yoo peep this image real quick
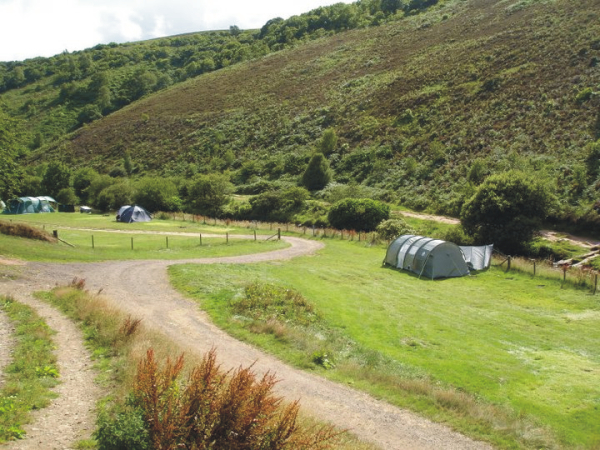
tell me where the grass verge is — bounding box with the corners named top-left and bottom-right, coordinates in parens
top-left (169, 238), bottom-right (600, 449)
top-left (0, 228), bottom-right (287, 262)
top-left (0, 297), bottom-right (59, 442)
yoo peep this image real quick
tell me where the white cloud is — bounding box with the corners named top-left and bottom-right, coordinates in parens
top-left (0, 0), bottom-right (352, 61)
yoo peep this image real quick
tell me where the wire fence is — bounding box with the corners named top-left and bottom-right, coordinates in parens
top-left (493, 253), bottom-right (599, 294)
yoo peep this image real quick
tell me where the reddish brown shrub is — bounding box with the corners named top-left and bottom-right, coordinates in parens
top-left (132, 348), bottom-right (340, 449)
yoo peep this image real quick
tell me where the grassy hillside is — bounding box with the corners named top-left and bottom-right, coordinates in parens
top-left (24, 0), bottom-right (599, 222)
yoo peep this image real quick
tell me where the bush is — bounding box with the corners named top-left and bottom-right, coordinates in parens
top-left (301, 153), bottom-right (332, 191)
top-left (460, 170), bottom-right (554, 254)
top-left (134, 177), bottom-right (180, 213)
top-left (186, 173), bottom-right (233, 217)
top-left (376, 218), bottom-right (414, 241)
top-left (249, 187), bottom-right (309, 222)
top-left (96, 405), bottom-right (151, 450)
top-left (328, 198), bottom-right (390, 232)
top-left (95, 348), bottom-right (339, 449)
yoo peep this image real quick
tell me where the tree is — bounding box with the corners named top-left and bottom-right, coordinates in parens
top-left (318, 128), bottom-right (338, 155)
top-left (187, 174), bottom-right (233, 217)
top-left (73, 167), bottom-right (99, 204)
top-left (0, 111), bottom-right (23, 200)
top-left (301, 153), bottom-right (332, 191)
top-left (133, 177), bottom-right (180, 213)
top-left (460, 170), bottom-right (554, 254)
top-left (56, 187), bottom-right (79, 205)
top-left (327, 198), bottom-right (390, 232)
top-left (41, 161), bottom-right (71, 198)
top-left (249, 187), bottom-right (309, 222)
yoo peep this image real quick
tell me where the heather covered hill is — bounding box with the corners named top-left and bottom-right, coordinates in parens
top-left (28, 0), bottom-right (600, 219)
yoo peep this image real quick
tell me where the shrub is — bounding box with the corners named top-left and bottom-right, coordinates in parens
top-left (461, 170), bottom-right (554, 254)
top-left (302, 153), bottom-right (333, 191)
top-left (186, 173), bottom-right (233, 217)
top-left (327, 198), bottom-right (390, 232)
top-left (95, 348), bottom-right (340, 449)
top-left (249, 187), bottom-right (309, 222)
top-left (134, 177), bottom-right (180, 213)
top-left (55, 187), bottom-right (79, 205)
top-left (376, 218), bottom-right (414, 241)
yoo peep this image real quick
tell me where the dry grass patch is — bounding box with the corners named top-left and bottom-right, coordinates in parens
top-left (0, 221), bottom-right (57, 242)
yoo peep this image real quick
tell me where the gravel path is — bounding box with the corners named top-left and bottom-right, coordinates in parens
top-left (0, 308), bottom-right (14, 390)
top-left (0, 235), bottom-right (493, 449)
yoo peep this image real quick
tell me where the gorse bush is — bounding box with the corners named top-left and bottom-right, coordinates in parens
top-left (96, 348), bottom-right (340, 450)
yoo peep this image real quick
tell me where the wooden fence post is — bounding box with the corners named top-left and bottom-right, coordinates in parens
top-left (254, 230), bottom-right (257, 241)
top-left (278, 228), bottom-right (281, 240)
top-left (131, 237), bottom-right (134, 250)
top-left (226, 232), bottom-right (229, 244)
top-left (199, 234), bottom-right (202, 246)
top-left (506, 256), bottom-right (511, 272)
top-left (166, 236), bottom-right (169, 249)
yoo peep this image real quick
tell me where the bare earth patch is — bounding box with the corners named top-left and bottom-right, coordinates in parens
top-left (0, 236), bottom-right (492, 449)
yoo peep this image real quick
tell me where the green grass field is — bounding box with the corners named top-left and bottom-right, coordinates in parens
top-left (0, 213), bottom-right (287, 262)
top-left (169, 239), bottom-right (600, 449)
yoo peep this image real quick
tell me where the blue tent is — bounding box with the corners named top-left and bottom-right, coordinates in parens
top-left (116, 205), bottom-right (152, 223)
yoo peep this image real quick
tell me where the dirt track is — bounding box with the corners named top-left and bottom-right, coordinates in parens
top-left (0, 235), bottom-right (492, 449)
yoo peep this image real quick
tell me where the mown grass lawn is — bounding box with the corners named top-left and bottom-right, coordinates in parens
top-left (170, 238), bottom-right (600, 449)
top-left (0, 214), bottom-right (286, 262)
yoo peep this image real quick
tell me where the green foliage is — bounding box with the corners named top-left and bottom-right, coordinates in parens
top-left (327, 198), bottom-right (390, 231)
top-left (0, 110), bottom-right (23, 200)
top-left (72, 167), bottom-right (100, 204)
top-left (41, 161), bottom-right (71, 198)
top-left (186, 173), bottom-right (233, 217)
top-left (317, 128), bottom-right (338, 155)
top-left (301, 153), bottom-right (333, 191)
top-left (133, 177), bottom-right (180, 213)
top-left (96, 405), bottom-right (151, 450)
top-left (56, 187), bottom-right (79, 205)
top-left (376, 218), bottom-right (414, 241)
top-left (96, 181), bottom-right (134, 212)
top-left (232, 282), bottom-right (318, 326)
top-left (461, 170), bottom-right (554, 254)
top-left (248, 187), bottom-right (310, 222)
top-left (0, 297), bottom-right (59, 442)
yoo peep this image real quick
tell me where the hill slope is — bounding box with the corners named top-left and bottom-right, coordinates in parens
top-left (29, 0), bottom-right (600, 217)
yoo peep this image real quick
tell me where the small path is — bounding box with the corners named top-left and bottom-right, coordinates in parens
top-left (0, 308), bottom-right (15, 389)
top-left (0, 287), bottom-right (102, 449)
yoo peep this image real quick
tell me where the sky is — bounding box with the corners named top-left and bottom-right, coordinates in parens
top-left (0, 0), bottom-right (354, 62)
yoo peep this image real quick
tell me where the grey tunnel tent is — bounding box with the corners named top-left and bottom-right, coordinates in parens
top-left (384, 235), bottom-right (470, 279)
